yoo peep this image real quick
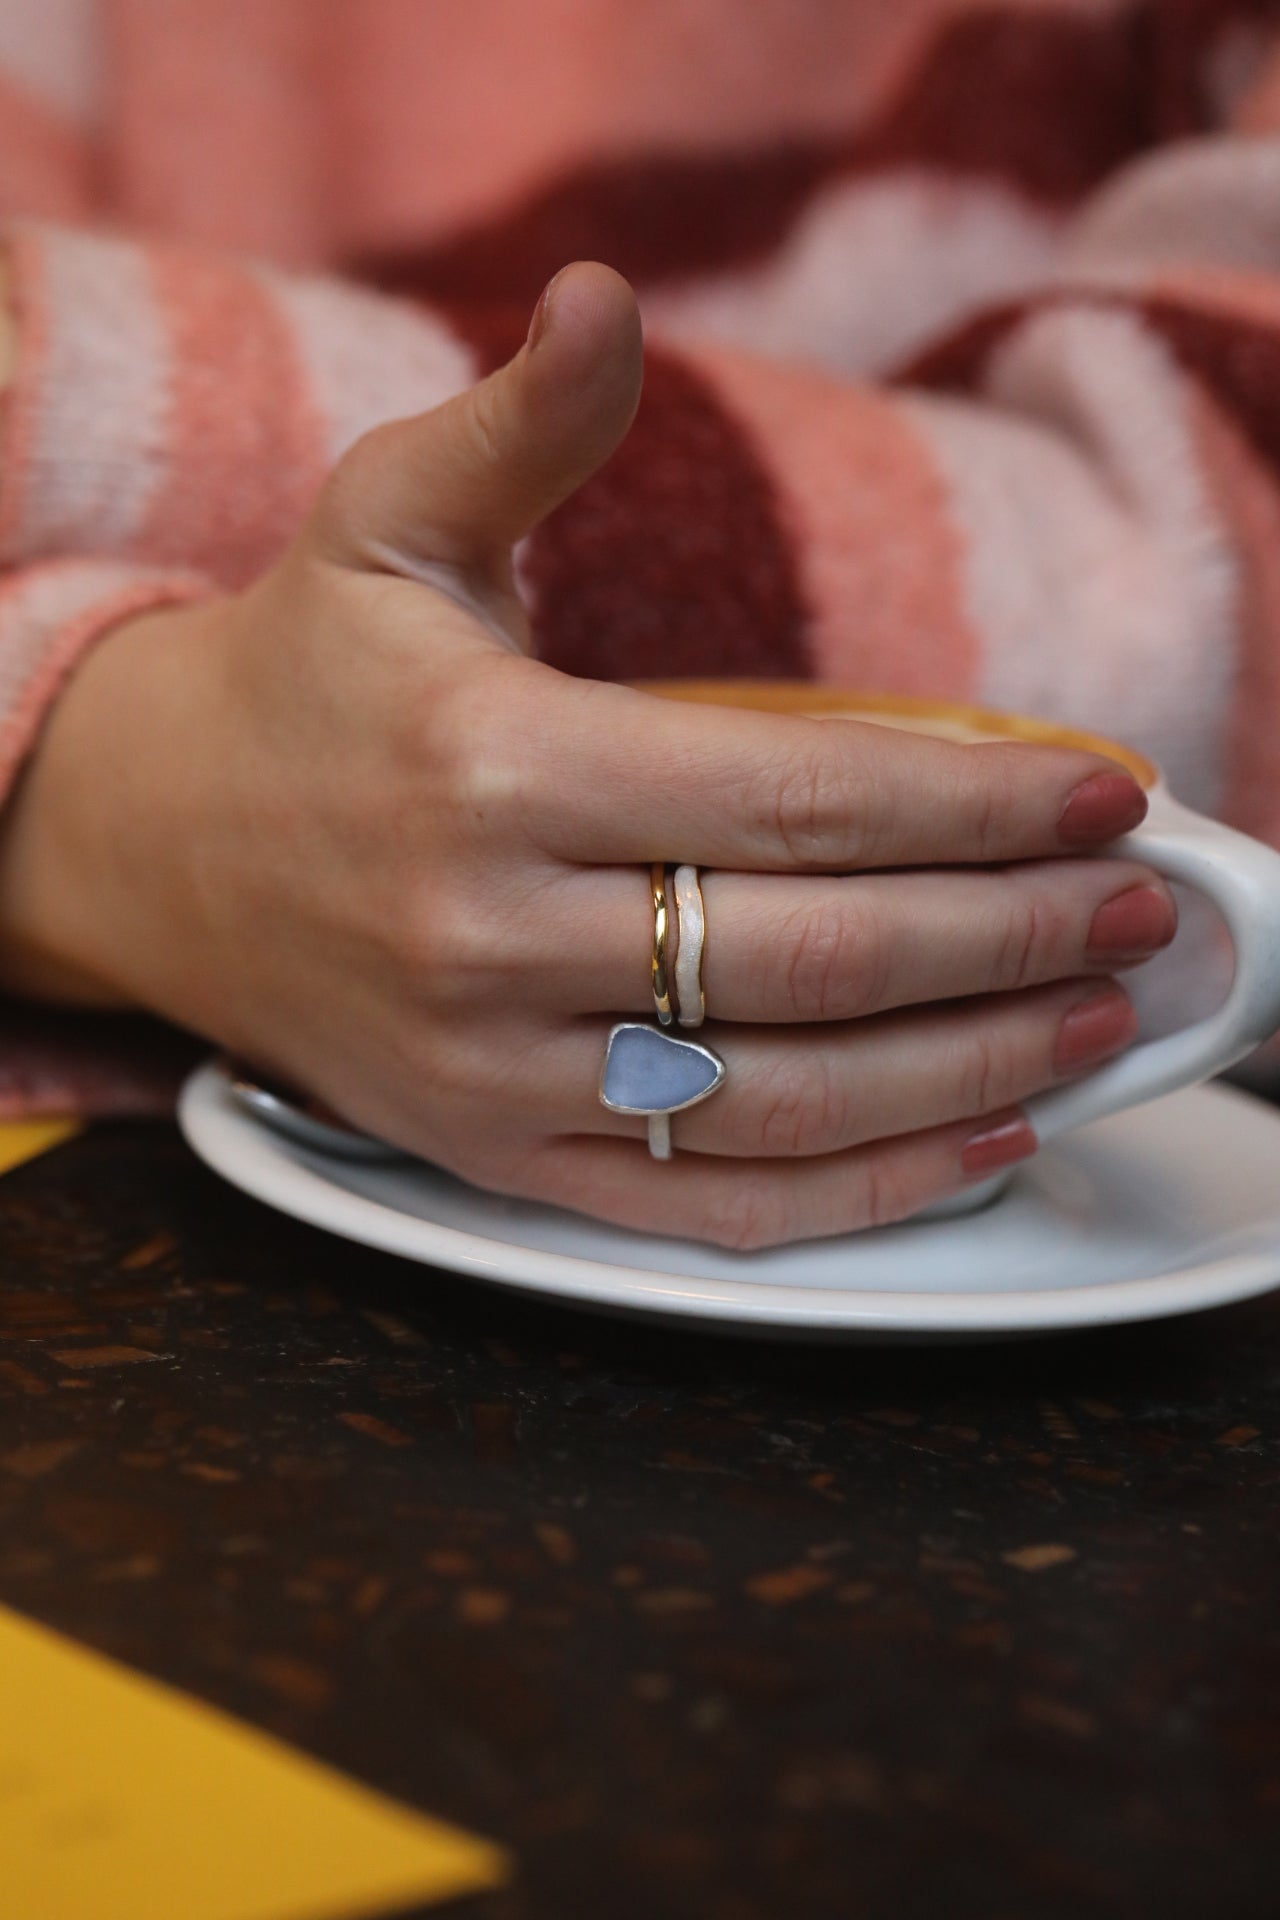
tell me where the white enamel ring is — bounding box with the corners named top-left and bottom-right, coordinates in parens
top-left (673, 864), bottom-right (706, 1027)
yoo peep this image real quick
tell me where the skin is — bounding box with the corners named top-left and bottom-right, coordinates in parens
top-left (0, 263), bottom-right (1176, 1247)
top-left (0, 251), bottom-right (11, 389)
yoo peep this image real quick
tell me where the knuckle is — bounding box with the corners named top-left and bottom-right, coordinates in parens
top-left (396, 889), bottom-right (499, 1005)
top-left (401, 909), bottom-right (471, 1003)
top-left (955, 1021), bottom-right (1019, 1118)
top-left (404, 1023), bottom-right (537, 1130)
top-left (994, 894), bottom-right (1044, 993)
top-left (444, 1132), bottom-right (530, 1193)
top-left (465, 373), bottom-right (506, 470)
top-left (857, 1150), bottom-right (927, 1231)
top-left (781, 899), bottom-right (881, 1021)
top-left (395, 1025), bottom-right (483, 1120)
top-left (992, 883), bottom-right (1072, 992)
top-left (751, 1054), bottom-right (850, 1158)
top-left (699, 1181), bottom-right (785, 1253)
top-left (421, 674), bottom-right (525, 830)
top-left (753, 739), bottom-right (869, 867)
top-left (967, 748), bottom-right (1021, 859)
top-left (969, 780), bottom-right (1000, 863)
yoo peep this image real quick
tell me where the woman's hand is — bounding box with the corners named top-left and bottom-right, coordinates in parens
top-left (0, 264), bottom-right (1174, 1247)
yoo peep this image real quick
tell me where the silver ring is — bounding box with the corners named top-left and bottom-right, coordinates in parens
top-left (600, 1021), bottom-right (726, 1159)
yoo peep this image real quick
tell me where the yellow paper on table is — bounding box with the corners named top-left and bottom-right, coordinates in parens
top-left (0, 1604), bottom-right (507, 1919)
top-left (0, 1117), bottom-right (81, 1176)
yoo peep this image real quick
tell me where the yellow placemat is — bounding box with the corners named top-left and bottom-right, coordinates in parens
top-left (0, 1116), bottom-right (82, 1176)
top-left (0, 1584), bottom-right (507, 1920)
top-left (0, 1118), bottom-right (507, 1912)
top-left (0, 1603), bottom-right (506, 1918)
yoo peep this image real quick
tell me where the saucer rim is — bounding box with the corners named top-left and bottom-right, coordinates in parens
top-left (179, 1061), bottom-right (1280, 1336)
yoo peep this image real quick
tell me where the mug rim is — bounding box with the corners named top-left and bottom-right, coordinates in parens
top-left (636, 679), bottom-right (1158, 790)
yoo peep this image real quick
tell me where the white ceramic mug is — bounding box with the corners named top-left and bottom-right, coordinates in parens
top-left (645, 682), bottom-right (1280, 1194)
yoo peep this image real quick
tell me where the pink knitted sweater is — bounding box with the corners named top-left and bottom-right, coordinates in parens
top-left (3, 0), bottom-right (1280, 1112)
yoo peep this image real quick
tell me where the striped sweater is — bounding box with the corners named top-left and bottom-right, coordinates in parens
top-left (2, 0), bottom-right (1280, 1110)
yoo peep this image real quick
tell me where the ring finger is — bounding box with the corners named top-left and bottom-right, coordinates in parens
top-left (548, 976), bottom-right (1135, 1158)
top-left (552, 862), bottom-right (1174, 1025)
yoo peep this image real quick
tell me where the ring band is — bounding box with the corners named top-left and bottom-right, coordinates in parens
top-left (650, 861), bottom-right (674, 1028)
top-left (672, 864), bottom-right (706, 1027)
top-left (599, 864), bottom-right (724, 1160)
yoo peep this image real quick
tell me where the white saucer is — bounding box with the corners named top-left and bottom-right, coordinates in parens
top-left (178, 1059), bottom-right (1280, 1341)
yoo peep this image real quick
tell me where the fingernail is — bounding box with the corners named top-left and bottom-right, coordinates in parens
top-left (1058, 772), bottom-right (1148, 845)
top-left (1053, 985), bottom-right (1137, 1073)
top-left (526, 269), bottom-right (565, 352)
top-left (1085, 884), bottom-right (1177, 960)
top-left (961, 1109), bottom-right (1038, 1181)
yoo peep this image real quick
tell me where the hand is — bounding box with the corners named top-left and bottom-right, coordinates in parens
top-left (0, 264), bottom-right (1174, 1247)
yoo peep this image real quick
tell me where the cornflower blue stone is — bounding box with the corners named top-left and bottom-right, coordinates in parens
top-left (600, 1023), bottom-right (725, 1115)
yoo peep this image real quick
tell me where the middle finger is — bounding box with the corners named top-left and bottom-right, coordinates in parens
top-left (553, 860), bottom-right (1176, 1023)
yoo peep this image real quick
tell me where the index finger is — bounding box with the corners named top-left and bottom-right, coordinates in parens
top-left (516, 675), bottom-right (1148, 870)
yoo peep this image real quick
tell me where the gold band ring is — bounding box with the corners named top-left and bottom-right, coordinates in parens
top-left (650, 861), bottom-right (674, 1028)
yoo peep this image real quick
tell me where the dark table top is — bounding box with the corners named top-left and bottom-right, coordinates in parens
top-left (2, 1121), bottom-right (1279, 1920)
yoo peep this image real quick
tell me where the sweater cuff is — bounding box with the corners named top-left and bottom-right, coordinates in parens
top-left (0, 558), bottom-right (211, 798)
top-left (0, 1002), bottom-right (201, 1119)
top-left (0, 222), bottom-right (478, 587)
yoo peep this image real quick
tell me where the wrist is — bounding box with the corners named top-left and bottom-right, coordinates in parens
top-left (0, 596), bottom-right (225, 1008)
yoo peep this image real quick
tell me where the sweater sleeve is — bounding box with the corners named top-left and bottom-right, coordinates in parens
top-left (0, 220), bottom-right (482, 589)
top-left (0, 217), bottom-right (488, 797)
top-left (0, 221), bottom-right (492, 1116)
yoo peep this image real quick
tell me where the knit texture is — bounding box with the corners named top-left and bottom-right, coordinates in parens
top-left (2, 0), bottom-right (1280, 1108)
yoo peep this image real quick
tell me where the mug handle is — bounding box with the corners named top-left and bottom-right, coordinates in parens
top-left (1025, 790), bottom-right (1280, 1145)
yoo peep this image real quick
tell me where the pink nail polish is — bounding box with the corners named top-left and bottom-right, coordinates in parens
top-left (1053, 987), bottom-right (1137, 1073)
top-left (1085, 884), bottom-right (1177, 960)
top-left (961, 1110), bottom-right (1038, 1181)
top-left (1058, 772), bottom-right (1148, 846)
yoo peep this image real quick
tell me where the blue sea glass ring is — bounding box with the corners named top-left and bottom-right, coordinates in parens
top-left (600, 1021), bottom-right (726, 1161)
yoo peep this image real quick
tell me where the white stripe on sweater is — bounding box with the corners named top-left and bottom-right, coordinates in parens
top-left (903, 306), bottom-right (1239, 814)
top-left (646, 171), bottom-right (1061, 379)
top-left (258, 268), bottom-right (478, 468)
top-left (4, 228), bottom-right (170, 561)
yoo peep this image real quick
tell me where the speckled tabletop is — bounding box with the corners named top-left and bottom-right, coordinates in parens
top-left (2, 1121), bottom-right (1279, 1920)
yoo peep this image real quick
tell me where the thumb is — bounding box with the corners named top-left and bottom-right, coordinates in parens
top-left (314, 261), bottom-right (643, 575)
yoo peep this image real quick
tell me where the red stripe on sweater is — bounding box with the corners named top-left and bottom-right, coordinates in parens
top-left (902, 288), bottom-right (1280, 488)
top-left (0, 74), bottom-right (94, 225)
top-left (354, 1), bottom-right (1277, 304)
top-left (524, 343), bottom-right (812, 682)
